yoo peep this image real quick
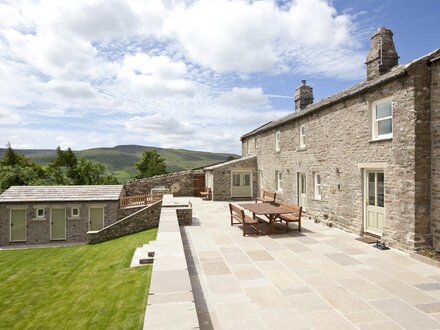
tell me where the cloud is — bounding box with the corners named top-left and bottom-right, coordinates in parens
top-left (165, 0), bottom-right (363, 77)
top-left (118, 53), bottom-right (196, 96)
top-left (45, 80), bottom-right (96, 99)
top-left (219, 87), bottom-right (269, 108)
top-left (0, 108), bottom-right (20, 125)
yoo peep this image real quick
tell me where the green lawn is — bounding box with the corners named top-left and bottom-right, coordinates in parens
top-left (0, 229), bottom-right (157, 330)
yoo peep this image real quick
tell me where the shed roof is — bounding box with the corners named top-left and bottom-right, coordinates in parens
top-left (204, 156), bottom-right (256, 170)
top-left (241, 48), bottom-right (440, 140)
top-left (0, 185), bottom-right (124, 203)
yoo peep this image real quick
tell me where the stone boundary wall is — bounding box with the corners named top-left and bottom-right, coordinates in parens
top-left (125, 170), bottom-right (203, 197)
top-left (431, 61), bottom-right (440, 249)
top-left (87, 200), bottom-right (162, 244)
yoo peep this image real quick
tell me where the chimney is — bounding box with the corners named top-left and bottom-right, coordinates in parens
top-left (365, 27), bottom-right (399, 80)
top-left (294, 80), bottom-right (313, 111)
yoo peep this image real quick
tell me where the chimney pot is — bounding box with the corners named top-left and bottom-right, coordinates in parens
top-left (294, 80), bottom-right (313, 111)
top-left (365, 27), bottom-right (399, 80)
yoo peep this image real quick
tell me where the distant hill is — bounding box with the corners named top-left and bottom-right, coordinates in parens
top-left (0, 145), bottom-right (239, 183)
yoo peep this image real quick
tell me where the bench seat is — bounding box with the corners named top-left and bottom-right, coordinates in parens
top-left (277, 202), bottom-right (302, 232)
top-left (229, 204), bottom-right (259, 236)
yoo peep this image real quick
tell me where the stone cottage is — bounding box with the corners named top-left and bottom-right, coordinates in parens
top-left (240, 27), bottom-right (440, 251)
top-left (0, 185), bottom-right (124, 246)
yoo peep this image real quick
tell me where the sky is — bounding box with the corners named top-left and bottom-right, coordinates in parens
top-left (0, 0), bottom-right (439, 154)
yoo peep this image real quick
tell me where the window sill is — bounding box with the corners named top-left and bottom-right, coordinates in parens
top-left (369, 138), bottom-right (392, 143)
top-left (312, 198), bottom-right (322, 202)
top-left (297, 147), bottom-right (307, 152)
top-left (32, 218), bottom-right (47, 221)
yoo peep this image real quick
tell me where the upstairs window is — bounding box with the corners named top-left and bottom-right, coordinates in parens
top-left (255, 138), bottom-right (259, 149)
top-left (246, 139), bottom-right (250, 155)
top-left (276, 171), bottom-right (282, 191)
top-left (300, 124), bottom-right (306, 148)
top-left (275, 131), bottom-right (281, 152)
top-left (372, 97), bottom-right (393, 140)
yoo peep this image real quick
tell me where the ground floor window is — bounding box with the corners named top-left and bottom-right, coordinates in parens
top-left (276, 171), bottom-right (282, 191)
top-left (313, 172), bottom-right (321, 200)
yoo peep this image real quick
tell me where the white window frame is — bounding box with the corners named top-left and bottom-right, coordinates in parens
top-left (314, 172), bottom-right (321, 200)
top-left (255, 138), bottom-right (259, 149)
top-left (36, 208), bottom-right (45, 219)
top-left (275, 131), bottom-right (281, 152)
top-left (299, 124), bottom-right (306, 149)
top-left (71, 207), bottom-right (80, 218)
top-left (372, 97), bottom-right (393, 140)
top-left (259, 170), bottom-right (264, 190)
top-left (276, 171), bottom-right (282, 192)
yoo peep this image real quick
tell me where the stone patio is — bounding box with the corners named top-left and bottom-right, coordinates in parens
top-left (179, 197), bottom-right (440, 329)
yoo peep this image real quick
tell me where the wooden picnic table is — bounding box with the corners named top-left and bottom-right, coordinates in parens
top-left (239, 203), bottom-right (293, 234)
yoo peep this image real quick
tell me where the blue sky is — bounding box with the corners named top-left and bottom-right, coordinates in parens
top-left (0, 0), bottom-right (439, 154)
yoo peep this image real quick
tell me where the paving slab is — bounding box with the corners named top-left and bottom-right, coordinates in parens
top-left (176, 198), bottom-right (440, 330)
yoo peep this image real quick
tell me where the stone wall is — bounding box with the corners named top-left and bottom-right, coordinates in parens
top-left (242, 70), bottom-right (429, 250)
top-left (87, 200), bottom-right (162, 244)
top-left (0, 201), bottom-right (119, 246)
top-left (431, 61), bottom-right (440, 249)
top-left (125, 171), bottom-right (203, 197)
top-left (211, 157), bottom-right (258, 201)
top-left (176, 207), bottom-right (192, 225)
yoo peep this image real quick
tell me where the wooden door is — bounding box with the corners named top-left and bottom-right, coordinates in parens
top-left (365, 171), bottom-right (385, 235)
top-left (193, 174), bottom-right (206, 197)
top-left (10, 209), bottom-right (26, 242)
top-left (89, 207), bottom-right (104, 231)
top-left (298, 173), bottom-right (307, 210)
top-left (51, 208), bottom-right (66, 240)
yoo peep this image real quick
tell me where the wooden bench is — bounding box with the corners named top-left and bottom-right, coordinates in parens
top-left (255, 191), bottom-right (276, 204)
top-left (200, 188), bottom-right (211, 201)
top-left (277, 202), bottom-right (302, 232)
top-left (229, 204), bottom-right (259, 236)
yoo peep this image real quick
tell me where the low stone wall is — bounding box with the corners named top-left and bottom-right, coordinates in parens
top-left (176, 208), bottom-right (192, 225)
top-left (117, 205), bottom-right (147, 220)
top-left (125, 171), bottom-right (203, 197)
top-left (87, 200), bottom-right (162, 244)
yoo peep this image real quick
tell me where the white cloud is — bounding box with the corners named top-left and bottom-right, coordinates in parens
top-left (118, 53), bottom-right (196, 96)
top-left (45, 80), bottom-right (96, 99)
top-left (0, 108), bottom-right (20, 125)
top-left (219, 87), bottom-right (269, 108)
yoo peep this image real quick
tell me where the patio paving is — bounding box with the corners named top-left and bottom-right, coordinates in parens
top-left (180, 197), bottom-right (440, 330)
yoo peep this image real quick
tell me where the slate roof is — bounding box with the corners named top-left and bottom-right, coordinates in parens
top-left (241, 48), bottom-right (440, 140)
top-left (0, 185), bottom-right (124, 202)
top-left (204, 155), bottom-right (257, 170)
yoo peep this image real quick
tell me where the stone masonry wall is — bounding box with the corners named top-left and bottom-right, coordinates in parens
top-left (87, 200), bottom-right (162, 244)
top-left (125, 171), bottom-right (203, 197)
top-left (431, 61), bottom-right (440, 249)
top-left (212, 157), bottom-right (258, 201)
top-left (0, 201), bottom-right (119, 246)
top-left (243, 73), bottom-right (425, 250)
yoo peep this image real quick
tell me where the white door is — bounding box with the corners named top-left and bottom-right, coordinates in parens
top-left (231, 172), bottom-right (252, 197)
top-left (365, 171), bottom-right (385, 236)
top-left (298, 173), bottom-right (307, 210)
top-left (10, 209), bottom-right (26, 242)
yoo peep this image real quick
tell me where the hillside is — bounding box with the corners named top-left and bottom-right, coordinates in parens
top-left (0, 145), bottom-right (239, 183)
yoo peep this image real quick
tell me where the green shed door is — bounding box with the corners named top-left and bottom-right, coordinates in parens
top-left (51, 208), bottom-right (66, 240)
top-left (10, 209), bottom-right (26, 242)
top-left (89, 208), bottom-right (104, 231)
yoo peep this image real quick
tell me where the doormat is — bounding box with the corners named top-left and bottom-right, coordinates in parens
top-left (355, 236), bottom-right (377, 244)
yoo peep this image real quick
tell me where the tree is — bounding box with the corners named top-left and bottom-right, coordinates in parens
top-left (135, 149), bottom-right (167, 179)
top-left (74, 158), bottom-right (119, 185)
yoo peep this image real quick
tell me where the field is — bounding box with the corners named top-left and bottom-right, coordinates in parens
top-left (0, 229), bottom-right (157, 329)
top-left (0, 145), bottom-right (238, 183)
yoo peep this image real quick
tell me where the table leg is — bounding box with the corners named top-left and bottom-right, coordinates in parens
top-left (270, 214), bottom-right (274, 234)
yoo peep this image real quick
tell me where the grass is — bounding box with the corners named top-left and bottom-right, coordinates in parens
top-left (0, 229), bottom-right (157, 330)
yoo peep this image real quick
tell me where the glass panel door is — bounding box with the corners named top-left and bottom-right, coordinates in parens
top-left (365, 171), bottom-right (385, 235)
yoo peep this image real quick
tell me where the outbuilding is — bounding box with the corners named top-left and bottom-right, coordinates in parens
top-left (0, 185), bottom-right (124, 246)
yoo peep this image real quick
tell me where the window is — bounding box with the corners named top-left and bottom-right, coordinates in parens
top-left (372, 97), bottom-right (393, 140)
top-left (314, 172), bottom-right (321, 200)
top-left (233, 174), bottom-right (240, 186)
top-left (259, 170), bottom-right (263, 189)
top-left (275, 131), bottom-right (280, 152)
top-left (36, 208), bottom-right (45, 218)
top-left (300, 124), bottom-right (306, 148)
top-left (255, 138), bottom-right (259, 149)
top-left (71, 208), bottom-right (80, 217)
top-left (276, 171), bottom-right (282, 191)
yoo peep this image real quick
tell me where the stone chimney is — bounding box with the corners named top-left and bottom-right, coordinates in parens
top-left (365, 27), bottom-right (399, 80)
top-left (294, 80), bottom-right (313, 111)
